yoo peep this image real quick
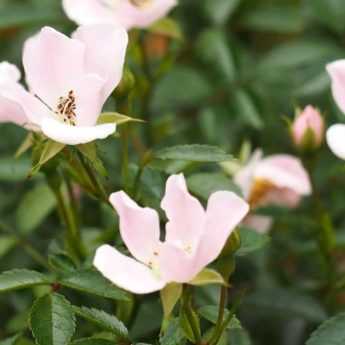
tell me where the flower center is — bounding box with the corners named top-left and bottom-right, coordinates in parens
top-left (55, 90), bottom-right (77, 126)
top-left (248, 178), bottom-right (276, 208)
top-left (129, 0), bottom-right (152, 8)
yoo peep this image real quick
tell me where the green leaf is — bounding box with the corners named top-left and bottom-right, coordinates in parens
top-left (160, 283), bottom-right (183, 318)
top-left (48, 253), bottom-right (77, 274)
top-left (244, 288), bottom-right (327, 323)
top-left (30, 293), bottom-right (76, 345)
top-left (196, 29), bottom-right (236, 82)
top-left (155, 145), bottom-right (233, 162)
top-left (203, 0), bottom-right (241, 25)
top-left (16, 183), bottom-right (56, 234)
top-left (71, 340), bottom-right (114, 345)
top-left (77, 143), bottom-right (107, 177)
top-left (0, 235), bottom-right (18, 258)
top-left (240, 4), bottom-right (303, 33)
top-left (306, 312), bottom-right (345, 345)
top-left (152, 66), bottom-right (212, 111)
top-left (233, 90), bottom-right (263, 129)
top-left (15, 133), bottom-right (34, 158)
top-left (228, 328), bottom-right (252, 345)
top-left (236, 227), bottom-right (270, 256)
top-left (31, 140), bottom-right (65, 175)
top-left (160, 318), bottom-right (186, 345)
top-left (148, 18), bottom-right (183, 40)
top-left (59, 270), bottom-right (129, 301)
top-left (0, 4), bottom-right (66, 29)
top-left (0, 269), bottom-right (51, 292)
top-left (179, 304), bottom-right (201, 343)
top-left (198, 306), bottom-right (242, 330)
top-left (310, 0), bottom-right (345, 33)
top-left (0, 157), bottom-right (31, 182)
top-left (73, 306), bottom-right (129, 340)
top-left (0, 334), bottom-right (21, 345)
top-left (189, 269), bottom-right (226, 286)
top-left (187, 172), bottom-right (241, 200)
top-left (97, 112), bottom-right (145, 126)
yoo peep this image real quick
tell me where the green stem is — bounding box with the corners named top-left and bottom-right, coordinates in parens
top-left (182, 286), bottom-right (202, 344)
top-left (120, 124), bottom-right (130, 192)
top-left (77, 151), bottom-right (109, 203)
top-left (210, 286), bottom-right (227, 345)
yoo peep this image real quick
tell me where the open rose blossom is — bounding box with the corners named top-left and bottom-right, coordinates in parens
top-left (0, 25), bottom-right (128, 145)
top-left (63, 0), bottom-right (177, 30)
top-left (326, 60), bottom-right (345, 159)
top-left (234, 150), bottom-right (312, 233)
top-left (94, 174), bottom-right (249, 294)
top-left (291, 105), bottom-right (324, 150)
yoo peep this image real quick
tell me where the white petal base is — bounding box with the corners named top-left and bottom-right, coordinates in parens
top-left (327, 124), bottom-right (345, 160)
top-left (41, 117), bottom-right (116, 145)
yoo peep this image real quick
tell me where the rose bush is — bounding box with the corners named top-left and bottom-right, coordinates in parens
top-left (1, 1), bottom-right (345, 345)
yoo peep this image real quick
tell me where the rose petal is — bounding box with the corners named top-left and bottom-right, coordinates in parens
top-left (94, 244), bottom-right (166, 294)
top-left (73, 24), bottom-right (128, 102)
top-left (161, 174), bottom-right (205, 249)
top-left (196, 191), bottom-right (249, 269)
top-left (327, 60), bottom-right (345, 114)
top-left (23, 26), bottom-right (85, 107)
top-left (254, 155), bottom-right (311, 196)
top-left (109, 191), bottom-right (161, 264)
top-left (41, 117), bottom-right (116, 145)
top-left (327, 124), bottom-right (345, 160)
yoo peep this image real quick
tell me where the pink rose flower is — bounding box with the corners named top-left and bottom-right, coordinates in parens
top-left (0, 24), bottom-right (128, 145)
top-left (94, 174), bottom-right (249, 294)
top-left (234, 150), bottom-right (312, 233)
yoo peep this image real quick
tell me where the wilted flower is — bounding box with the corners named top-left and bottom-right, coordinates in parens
top-left (63, 0), bottom-right (177, 30)
top-left (94, 174), bottom-right (249, 294)
top-left (291, 105), bottom-right (324, 151)
top-left (326, 60), bottom-right (345, 159)
top-left (0, 25), bottom-right (128, 145)
top-left (234, 150), bottom-right (312, 233)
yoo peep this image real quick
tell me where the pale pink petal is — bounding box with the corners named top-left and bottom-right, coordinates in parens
top-left (63, 0), bottom-right (177, 29)
top-left (1, 82), bottom-right (49, 125)
top-left (196, 191), bottom-right (249, 269)
top-left (234, 149), bottom-right (263, 199)
top-left (327, 124), bottom-right (345, 160)
top-left (109, 191), bottom-right (161, 264)
top-left (261, 188), bottom-right (301, 208)
top-left (244, 215), bottom-right (273, 234)
top-left (159, 243), bottom-right (199, 283)
top-left (72, 74), bottom-right (106, 126)
top-left (255, 155), bottom-right (312, 196)
top-left (327, 60), bottom-right (345, 114)
top-left (23, 26), bottom-right (85, 107)
top-left (73, 24), bottom-right (128, 102)
top-left (63, 0), bottom-right (117, 26)
top-left (41, 117), bottom-right (116, 145)
top-left (161, 174), bottom-right (205, 249)
top-left (115, 0), bottom-right (178, 29)
top-left (0, 62), bottom-right (21, 84)
top-left (94, 244), bottom-right (166, 294)
top-left (0, 94), bottom-right (28, 126)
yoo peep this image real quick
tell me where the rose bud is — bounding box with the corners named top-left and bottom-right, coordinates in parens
top-left (291, 105), bottom-right (324, 151)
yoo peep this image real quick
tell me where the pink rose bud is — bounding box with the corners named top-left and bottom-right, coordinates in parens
top-left (291, 105), bottom-right (324, 151)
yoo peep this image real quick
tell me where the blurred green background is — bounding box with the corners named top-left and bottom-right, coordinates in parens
top-left (2, 0), bottom-right (345, 344)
